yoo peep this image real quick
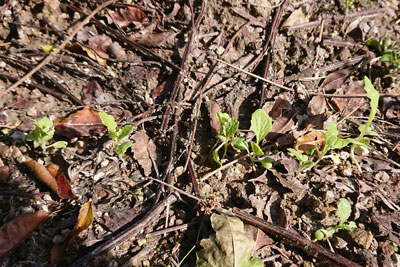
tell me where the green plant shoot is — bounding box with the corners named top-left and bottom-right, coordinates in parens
top-left (26, 117), bottom-right (67, 154)
top-left (99, 112), bottom-right (134, 156)
top-left (315, 198), bottom-right (357, 240)
top-left (349, 76), bottom-right (379, 172)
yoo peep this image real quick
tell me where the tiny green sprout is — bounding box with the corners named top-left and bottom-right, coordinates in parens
top-left (366, 37), bottom-right (400, 73)
top-left (315, 198), bottom-right (357, 240)
top-left (26, 117), bottom-right (67, 154)
top-left (212, 109), bottom-right (273, 170)
top-left (99, 111), bottom-right (134, 156)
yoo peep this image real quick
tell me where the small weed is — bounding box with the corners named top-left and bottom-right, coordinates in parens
top-left (99, 111), bottom-right (134, 156)
top-left (288, 76), bottom-right (379, 173)
top-left (315, 198), bottom-right (357, 240)
top-left (212, 109), bottom-right (273, 170)
top-left (26, 117), bottom-right (67, 154)
top-left (343, 0), bottom-right (355, 11)
top-left (366, 37), bottom-right (400, 73)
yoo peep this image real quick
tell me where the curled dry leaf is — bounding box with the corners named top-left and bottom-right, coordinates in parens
top-left (0, 210), bottom-right (49, 257)
top-left (209, 100), bottom-right (221, 136)
top-left (308, 95), bottom-right (327, 116)
top-left (131, 130), bottom-right (159, 176)
top-left (0, 166), bottom-right (9, 183)
top-left (66, 43), bottom-right (109, 66)
top-left (54, 106), bottom-right (106, 138)
top-left (294, 130), bottom-right (325, 153)
top-left (320, 68), bottom-right (354, 91)
top-left (25, 160), bottom-right (76, 199)
top-left (51, 201), bottom-right (94, 265)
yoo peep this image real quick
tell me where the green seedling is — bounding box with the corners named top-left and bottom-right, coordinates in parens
top-left (349, 76), bottom-right (379, 172)
top-left (212, 109), bottom-right (273, 170)
top-left (367, 37), bottom-right (400, 73)
top-left (99, 112), bottom-right (134, 156)
top-left (315, 198), bottom-right (357, 240)
top-left (289, 77), bottom-right (378, 173)
top-left (343, 0), bottom-right (355, 11)
top-left (26, 117), bottom-right (67, 154)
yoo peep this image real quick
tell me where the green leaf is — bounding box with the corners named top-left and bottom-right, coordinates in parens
top-left (216, 112), bottom-right (230, 129)
top-left (325, 122), bottom-right (338, 146)
top-left (115, 141), bottom-right (132, 155)
top-left (41, 128), bottom-right (55, 142)
top-left (232, 137), bottom-right (249, 152)
top-left (260, 157), bottom-right (273, 169)
top-left (343, 221), bottom-right (357, 231)
top-left (357, 125), bottom-right (378, 136)
top-left (337, 198), bottom-right (352, 225)
top-left (287, 148), bottom-right (308, 163)
top-left (212, 143), bottom-right (225, 167)
top-left (35, 117), bottom-right (53, 132)
top-left (315, 230), bottom-right (325, 240)
top-left (250, 142), bottom-right (263, 156)
top-left (196, 214), bottom-right (261, 267)
top-left (117, 125), bottom-right (134, 141)
top-left (223, 117), bottom-right (239, 138)
top-left (360, 77), bottom-right (379, 139)
top-left (49, 141), bottom-right (68, 149)
top-left (329, 152), bottom-right (341, 164)
top-left (381, 53), bottom-right (392, 63)
top-left (250, 109), bottom-right (272, 144)
top-left (306, 146), bottom-right (319, 155)
top-left (366, 39), bottom-right (381, 51)
top-left (99, 112), bottom-right (117, 133)
top-left (26, 130), bottom-right (40, 141)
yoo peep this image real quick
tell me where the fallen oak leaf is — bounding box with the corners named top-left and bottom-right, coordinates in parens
top-left (51, 201), bottom-right (94, 265)
top-left (294, 130), bottom-right (325, 153)
top-left (47, 164), bottom-right (77, 200)
top-left (106, 6), bottom-right (147, 28)
top-left (25, 160), bottom-right (76, 200)
top-left (54, 106), bottom-right (106, 138)
top-left (0, 210), bottom-right (49, 258)
top-left (66, 43), bottom-right (109, 66)
top-left (131, 130), bottom-right (159, 176)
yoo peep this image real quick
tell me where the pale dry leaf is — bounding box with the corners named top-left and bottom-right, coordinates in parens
top-left (281, 9), bottom-right (307, 29)
top-left (294, 130), bottom-right (325, 153)
top-left (308, 95), bottom-right (327, 116)
top-left (132, 130), bottom-right (158, 176)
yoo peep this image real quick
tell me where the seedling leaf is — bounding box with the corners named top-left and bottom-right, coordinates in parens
top-left (260, 157), bottom-right (273, 169)
top-left (343, 221), bottom-right (357, 231)
top-left (287, 148), bottom-right (308, 163)
top-left (49, 141), bottom-right (68, 149)
top-left (357, 125), bottom-right (378, 136)
top-left (117, 125), bottom-right (134, 141)
top-left (250, 142), bottom-right (263, 156)
top-left (325, 122), bottom-right (338, 146)
top-left (232, 137), bottom-right (249, 152)
top-left (115, 142), bottom-right (132, 155)
top-left (251, 109), bottom-right (272, 144)
top-left (223, 117), bottom-right (239, 138)
top-left (212, 143), bottom-right (224, 167)
top-left (216, 112), bottom-right (230, 127)
top-left (338, 198), bottom-right (352, 225)
top-left (99, 111), bottom-right (117, 133)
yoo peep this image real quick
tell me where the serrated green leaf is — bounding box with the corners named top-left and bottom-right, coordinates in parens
top-left (35, 117), bottom-right (53, 131)
top-left (216, 112), bottom-right (230, 129)
top-left (288, 148), bottom-right (308, 163)
top-left (50, 141), bottom-right (68, 149)
top-left (250, 142), bottom-right (263, 156)
top-left (115, 141), bottom-right (132, 155)
top-left (117, 125), bottom-right (134, 141)
top-left (250, 109), bottom-right (272, 144)
top-left (41, 128), bottom-right (55, 141)
top-left (260, 157), bottom-right (273, 169)
top-left (99, 112), bottom-right (117, 133)
top-left (338, 198), bottom-right (352, 225)
top-left (232, 137), bottom-right (249, 152)
top-left (223, 117), bottom-right (239, 138)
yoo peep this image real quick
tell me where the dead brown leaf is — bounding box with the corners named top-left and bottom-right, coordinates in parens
top-left (51, 201), bottom-right (93, 265)
top-left (281, 9), bottom-right (307, 29)
top-left (106, 7), bottom-right (147, 28)
top-left (54, 106), bottom-right (106, 138)
top-left (25, 159), bottom-right (58, 194)
top-left (0, 166), bottom-right (9, 183)
top-left (294, 130), bottom-right (325, 153)
top-left (131, 130), bottom-right (159, 176)
top-left (128, 31), bottom-right (177, 48)
top-left (320, 68), bottom-right (354, 90)
top-left (209, 100), bottom-right (221, 136)
top-left (66, 43), bottom-right (109, 66)
top-left (308, 95), bottom-right (327, 116)
top-left (264, 192), bottom-right (287, 228)
top-left (47, 164), bottom-right (77, 200)
top-left (0, 210), bottom-right (49, 257)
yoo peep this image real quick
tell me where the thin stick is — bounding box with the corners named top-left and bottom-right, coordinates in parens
top-left (0, 0), bottom-right (117, 98)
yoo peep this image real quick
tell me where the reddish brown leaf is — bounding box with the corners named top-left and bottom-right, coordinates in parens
top-left (88, 34), bottom-right (112, 53)
top-left (107, 42), bottom-right (127, 60)
top-left (81, 81), bottom-right (102, 105)
top-left (131, 130), bottom-right (159, 176)
top-left (0, 210), bottom-right (49, 257)
top-left (128, 31), bottom-right (177, 48)
top-left (152, 81), bottom-right (166, 98)
top-left (331, 80), bottom-right (366, 116)
top-left (209, 100), bottom-right (221, 136)
top-left (25, 159), bottom-right (58, 194)
top-left (47, 164), bottom-right (77, 200)
top-left (0, 166), bottom-right (9, 183)
top-left (54, 106), bottom-right (106, 138)
top-left (320, 68), bottom-right (354, 90)
top-left (106, 7), bottom-right (147, 28)
top-left (51, 201), bottom-right (93, 265)
top-left (294, 130), bottom-right (325, 153)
